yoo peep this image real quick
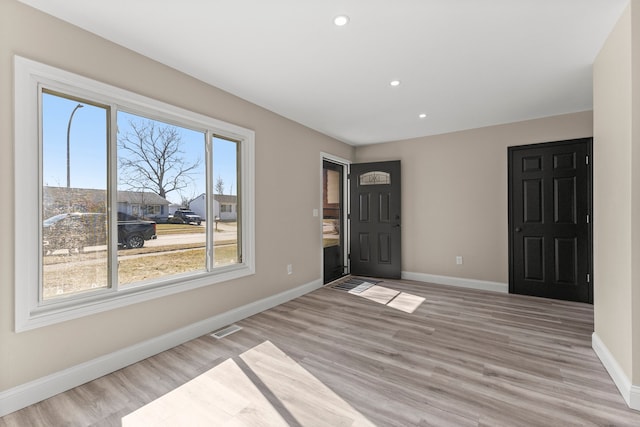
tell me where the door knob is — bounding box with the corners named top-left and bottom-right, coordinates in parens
top-left (515, 227), bottom-right (522, 232)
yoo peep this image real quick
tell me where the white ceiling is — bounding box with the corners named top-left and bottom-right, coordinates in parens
top-left (19, 0), bottom-right (628, 145)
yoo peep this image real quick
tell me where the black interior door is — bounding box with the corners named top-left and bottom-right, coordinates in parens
top-left (509, 138), bottom-right (592, 303)
top-left (350, 161), bottom-right (401, 279)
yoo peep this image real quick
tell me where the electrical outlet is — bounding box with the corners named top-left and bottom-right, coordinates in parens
top-left (287, 264), bottom-right (293, 275)
top-left (456, 256), bottom-right (463, 265)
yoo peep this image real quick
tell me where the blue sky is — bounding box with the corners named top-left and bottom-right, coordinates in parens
top-left (42, 92), bottom-right (237, 204)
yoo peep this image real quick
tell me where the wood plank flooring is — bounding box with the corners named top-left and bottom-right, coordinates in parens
top-left (2, 278), bottom-right (639, 426)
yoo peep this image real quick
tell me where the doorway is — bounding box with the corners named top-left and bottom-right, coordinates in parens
top-left (349, 161), bottom-right (402, 279)
top-left (321, 158), bottom-right (403, 283)
top-left (508, 138), bottom-right (593, 303)
top-left (322, 159), bottom-right (347, 284)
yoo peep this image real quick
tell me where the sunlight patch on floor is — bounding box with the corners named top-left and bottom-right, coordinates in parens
top-left (122, 357), bottom-right (288, 426)
top-left (387, 291), bottom-right (425, 313)
top-left (122, 340), bottom-right (374, 426)
top-left (241, 341), bottom-right (376, 427)
top-left (350, 284), bottom-right (425, 313)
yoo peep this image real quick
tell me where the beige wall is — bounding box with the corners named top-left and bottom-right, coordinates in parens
top-left (0, 0), bottom-right (353, 392)
top-left (355, 112), bottom-right (593, 284)
top-left (594, 0), bottom-right (640, 385)
top-left (593, 2), bottom-right (633, 382)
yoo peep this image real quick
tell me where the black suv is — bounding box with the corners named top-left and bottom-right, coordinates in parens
top-left (42, 212), bottom-right (157, 255)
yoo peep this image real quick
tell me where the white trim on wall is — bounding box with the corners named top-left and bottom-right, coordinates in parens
top-left (633, 386), bottom-right (640, 410)
top-left (592, 332), bottom-right (640, 411)
top-left (14, 55), bottom-right (256, 332)
top-left (0, 278), bottom-right (323, 417)
top-left (401, 271), bottom-right (508, 294)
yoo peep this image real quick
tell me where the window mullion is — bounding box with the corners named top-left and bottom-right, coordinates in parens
top-left (109, 105), bottom-right (119, 291)
top-left (37, 84), bottom-right (45, 305)
top-left (206, 130), bottom-right (213, 271)
top-left (236, 140), bottom-right (243, 264)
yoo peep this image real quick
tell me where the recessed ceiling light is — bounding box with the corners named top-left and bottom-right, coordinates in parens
top-left (390, 80), bottom-right (401, 87)
top-left (419, 113), bottom-right (427, 119)
top-left (334, 15), bottom-right (349, 26)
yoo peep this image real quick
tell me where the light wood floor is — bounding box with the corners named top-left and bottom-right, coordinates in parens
top-left (2, 278), bottom-right (639, 426)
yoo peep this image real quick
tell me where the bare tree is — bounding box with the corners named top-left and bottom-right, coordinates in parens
top-left (180, 194), bottom-right (193, 209)
top-left (215, 175), bottom-right (224, 195)
top-left (118, 120), bottom-right (201, 199)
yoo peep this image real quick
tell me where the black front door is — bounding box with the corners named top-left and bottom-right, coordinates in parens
top-left (350, 161), bottom-right (401, 279)
top-left (508, 138), bottom-right (592, 303)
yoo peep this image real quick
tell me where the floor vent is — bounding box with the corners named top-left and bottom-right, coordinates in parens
top-left (331, 278), bottom-right (365, 291)
top-left (211, 324), bottom-right (243, 339)
top-left (349, 282), bottom-right (375, 294)
top-left (331, 277), bottom-right (381, 292)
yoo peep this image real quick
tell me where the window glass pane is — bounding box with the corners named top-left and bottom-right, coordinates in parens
top-left (213, 136), bottom-right (239, 266)
top-left (323, 168), bottom-right (341, 248)
top-left (116, 111), bottom-right (207, 285)
top-left (41, 91), bottom-right (109, 300)
top-left (359, 171), bottom-right (391, 186)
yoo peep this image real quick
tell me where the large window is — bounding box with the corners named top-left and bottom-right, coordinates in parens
top-left (15, 56), bottom-right (255, 331)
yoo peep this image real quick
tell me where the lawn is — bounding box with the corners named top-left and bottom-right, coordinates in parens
top-left (42, 244), bottom-right (238, 299)
top-left (41, 217), bottom-right (239, 299)
top-left (156, 222), bottom-right (236, 235)
top-left (156, 223), bottom-right (205, 235)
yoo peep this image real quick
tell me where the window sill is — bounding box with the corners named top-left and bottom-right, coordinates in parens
top-left (17, 264), bottom-right (255, 332)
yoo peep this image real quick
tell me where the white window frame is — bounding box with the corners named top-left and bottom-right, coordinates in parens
top-left (14, 56), bottom-right (255, 332)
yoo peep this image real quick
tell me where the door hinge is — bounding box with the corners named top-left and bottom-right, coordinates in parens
top-left (586, 214), bottom-right (590, 224)
top-left (347, 253), bottom-right (351, 259)
top-left (586, 155), bottom-right (589, 165)
top-left (587, 273), bottom-right (590, 283)
top-left (347, 213), bottom-right (351, 220)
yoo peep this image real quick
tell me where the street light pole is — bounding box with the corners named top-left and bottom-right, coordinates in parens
top-left (66, 103), bottom-right (84, 188)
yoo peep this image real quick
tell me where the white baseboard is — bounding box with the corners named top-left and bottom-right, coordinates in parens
top-left (0, 278), bottom-right (323, 417)
top-left (592, 332), bottom-right (640, 411)
top-left (633, 386), bottom-right (640, 411)
top-left (402, 271), bottom-right (508, 294)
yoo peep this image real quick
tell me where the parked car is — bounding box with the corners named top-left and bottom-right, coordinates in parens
top-left (42, 212), bottom-right (157, 255)
top-left (169, 209), bottom-right (202, 225)
top-left (116, 212), bottom-right (157, 247)
top-left (146, 214), bottom-right (169, 224)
